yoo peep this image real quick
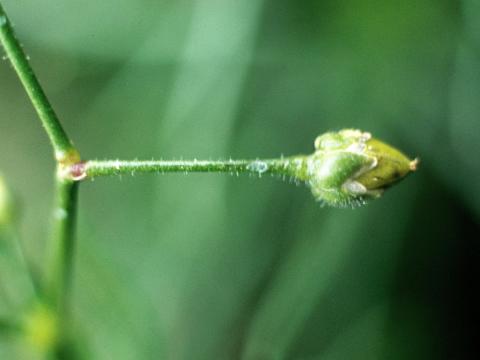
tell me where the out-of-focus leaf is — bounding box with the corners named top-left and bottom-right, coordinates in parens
top-left (447, 9), bottom-right (480, 217)
top-left (3, 0), bottom-right (186, 60)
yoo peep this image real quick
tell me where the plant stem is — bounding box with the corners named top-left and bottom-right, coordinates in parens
top-left (1, 0), bottom-right (80, 321)
top-left (0, 2), bottom-right (77, 162)
top-left (46, 179), bottom-right (79, 317)
top-left (82, 158), bottom-right (305, 179)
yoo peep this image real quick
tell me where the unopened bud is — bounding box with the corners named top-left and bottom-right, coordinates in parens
top-left (298, 129), bottom-right (418, 207)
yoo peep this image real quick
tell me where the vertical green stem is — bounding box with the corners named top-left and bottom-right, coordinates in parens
top-left (0, 2), bottom-right (77, 161)
top-left (1, 4), bottom-right (82, 356)
top-left (46, 179), bottom-right (79, 317)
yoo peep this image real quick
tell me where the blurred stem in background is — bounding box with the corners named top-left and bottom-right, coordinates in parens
top-left (1, 174), bottom-right (41, 298)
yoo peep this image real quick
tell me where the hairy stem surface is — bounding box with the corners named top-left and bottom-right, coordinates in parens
top-left (83, 158), bottom-right (303, 179)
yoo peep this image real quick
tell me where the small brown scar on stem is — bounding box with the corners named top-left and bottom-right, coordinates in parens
top-left (69, 161), bottom-right (87, 181)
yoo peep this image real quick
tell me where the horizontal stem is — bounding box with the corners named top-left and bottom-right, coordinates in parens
top-left (0, 3), bottom-right (77, 161)
top-left (82, 158), bottom-right (304, 179)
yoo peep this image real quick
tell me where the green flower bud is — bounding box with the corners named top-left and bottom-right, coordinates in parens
top-left (299, 129), bottom-right (418, 207)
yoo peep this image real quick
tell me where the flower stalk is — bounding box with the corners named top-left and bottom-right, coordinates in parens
top-left (66, 129), bottom-right (417, 208)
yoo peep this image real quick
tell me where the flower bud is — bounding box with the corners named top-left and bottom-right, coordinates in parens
top-left (302, 129), bottom-right (418, 207)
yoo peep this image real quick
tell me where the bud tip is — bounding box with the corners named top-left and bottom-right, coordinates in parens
top-left (409, 158), bottom-right (419, 171)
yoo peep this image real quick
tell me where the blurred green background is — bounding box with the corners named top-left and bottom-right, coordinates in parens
top-left (1, 0), bottom-right (479, 359)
